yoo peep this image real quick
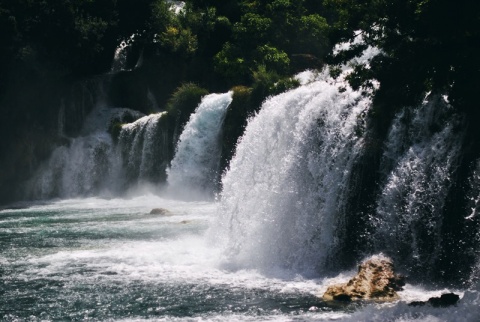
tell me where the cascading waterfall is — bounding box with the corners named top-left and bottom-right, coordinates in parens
top-left (213, 41), bottom-right (476, 281)
top-left (10, 35), bottom-right (480, 321)
top-left (30, 133), bottom-right (114, 199)
top-left (117, 112), bottom-right (170, 187)
top-left (375, 96), bottom-right (464, 272)
top-left (167, 92), bottom-right (233, 196)
top-left (214, 68), bottom-right (372, 274)
top-left (29, 107), bottom-right (168, 199)
top-left (29, 90), bottom-right (234, 200)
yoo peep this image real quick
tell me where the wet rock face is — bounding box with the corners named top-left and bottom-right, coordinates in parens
top-left (323, 255), bottom-right (405, 302)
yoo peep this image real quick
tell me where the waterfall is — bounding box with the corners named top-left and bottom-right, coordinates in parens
top-left (167, 92), bottom-right (233, 197)
top-left (214, 68), bottom-right (372, 274)
top-left (375, 96), bottom-right (463, 272)
top-left (117, 112), bottom-right (170, 187)
top-left (111, 40), bottom-right (128, 73)
top-left (212, 36), bottom-right (476, 280)
top-left (27, 106), bottom-right (161, 199)
top-left (28, 106), bottom-right (119, 199)
top-left (111, 34), bottom-right (142, 73)
top-left (29, 132), bottom-right (115, 199)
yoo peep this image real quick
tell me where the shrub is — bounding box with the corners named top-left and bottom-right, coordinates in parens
top-left (166, 83), bottom-right (209, 131)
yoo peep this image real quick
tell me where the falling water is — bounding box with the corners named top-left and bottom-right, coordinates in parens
top-left (167, 92), bottom-right (233, 197)
top-left (111, 40), bottom-right (129, 73)
top-left (28, 107), bottom-right (150, 199)
top-left (117, 112), bottom-right (170, 187)
top-left (12, 36), bottom-right (480, 320)
top-left (215, 68), bottom-right (372, 274)
top-left (30, 133), bottom-right (114, 199)
top-left (111, 34), bottom-right (142, 73)
top-left (375, 96), bottom-right (464, 272)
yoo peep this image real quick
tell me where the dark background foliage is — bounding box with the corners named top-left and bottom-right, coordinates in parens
top-left (0, 0), bottom-right (478, 210)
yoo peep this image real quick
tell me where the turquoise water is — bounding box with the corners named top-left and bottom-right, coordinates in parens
top-left (1, 196), bottom-right (478, 321)
top-left (0, 197), bottom-right (350, 321)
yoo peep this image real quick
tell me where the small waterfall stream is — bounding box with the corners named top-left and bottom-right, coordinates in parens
top-left (117, 112), bottom-right (170, 187)
top-left (167, 92), bottom-right (233, 197)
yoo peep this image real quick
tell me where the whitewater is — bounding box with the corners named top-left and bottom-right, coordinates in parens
top-left (2, 195), bottom-right (480, 321)
top-left (3, 45), bottom-right (480, 321)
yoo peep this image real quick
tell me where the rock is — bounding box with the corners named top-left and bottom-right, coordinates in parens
top-left (323, 255), bottom-right (405, 302)
top-left (408, 293), bottom-right (460, 307)
top-left (149, 208), bottom-right (173, 215)
top-left (428, 293), bottom-right (460, 307)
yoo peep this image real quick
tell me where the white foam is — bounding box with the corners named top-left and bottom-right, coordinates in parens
top-left (167, 92), bottom-right (233, 197)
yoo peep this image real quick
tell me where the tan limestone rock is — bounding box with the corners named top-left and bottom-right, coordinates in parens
top-left (323, 255), bottom-right (405, 302)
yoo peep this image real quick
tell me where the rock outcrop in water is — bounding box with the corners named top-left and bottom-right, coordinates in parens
top-left (150, 208), bottom-right (173, 215)
top-left (409, 293), bottom-right (460, 307)
top-left (323, 255), bottom-right (405, 302)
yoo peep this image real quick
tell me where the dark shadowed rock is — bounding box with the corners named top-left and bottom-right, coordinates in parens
top-left (323, 254), bottom-right (405, 302)
top-left (408, 293), bottom-right (460, 307)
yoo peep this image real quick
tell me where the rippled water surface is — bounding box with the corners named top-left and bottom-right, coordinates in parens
top-left (1, 196), bottom-right (478, 321)
top-left (0, 196), bottom-right (349, 321)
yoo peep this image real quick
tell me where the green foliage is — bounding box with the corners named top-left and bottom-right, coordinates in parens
top-left (234, 13), bottom-right (272, 43)
top-left (214, 42), bottom-right (249, 82)
top-left (147, 0), bottom-right (199, 57)
top-left (251, 65), bottom-right (300, 105)
top-left (150, 0), bottom-right (176, 30)
top-left (326, 0), bottom-right (480, 114)
top-left (295, 14), bottom-right (330, 55)
top-left (220, 85), bottom-right (254, 171)
top-left (210, 0), bottom-right (331, 82)
top-left (254, 45), bottom-right (290, 73)
top-left (0, 0), bottom-right (120, 76)
top-left (157, 26), bottom-right (198, 57)
top-left (166, 83), bottom-right (209, 130)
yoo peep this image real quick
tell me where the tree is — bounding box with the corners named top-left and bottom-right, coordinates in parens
top-left (325, 0), bottom-right (480, 114)
top-left (213, 0), bottom-right (331, 83)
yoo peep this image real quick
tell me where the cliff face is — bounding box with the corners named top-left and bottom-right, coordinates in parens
top-left (0, 74), bottom-right (96, 203)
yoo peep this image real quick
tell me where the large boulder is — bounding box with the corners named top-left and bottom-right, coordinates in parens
top-left (323, 255), bottom-right (405, 302)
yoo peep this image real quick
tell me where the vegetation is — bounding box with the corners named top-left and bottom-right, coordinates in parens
top-left (166, 83), bottom-right (209, 134)
top-left (324, 0), bottom-right (480, 116)
top-left (0, 0), bottom-right (478, 204)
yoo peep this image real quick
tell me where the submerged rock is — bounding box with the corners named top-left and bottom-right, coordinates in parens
top-left (323, 255), bottom-right (405, 302)
top-left (149, 208), bottom-right (173, 215)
